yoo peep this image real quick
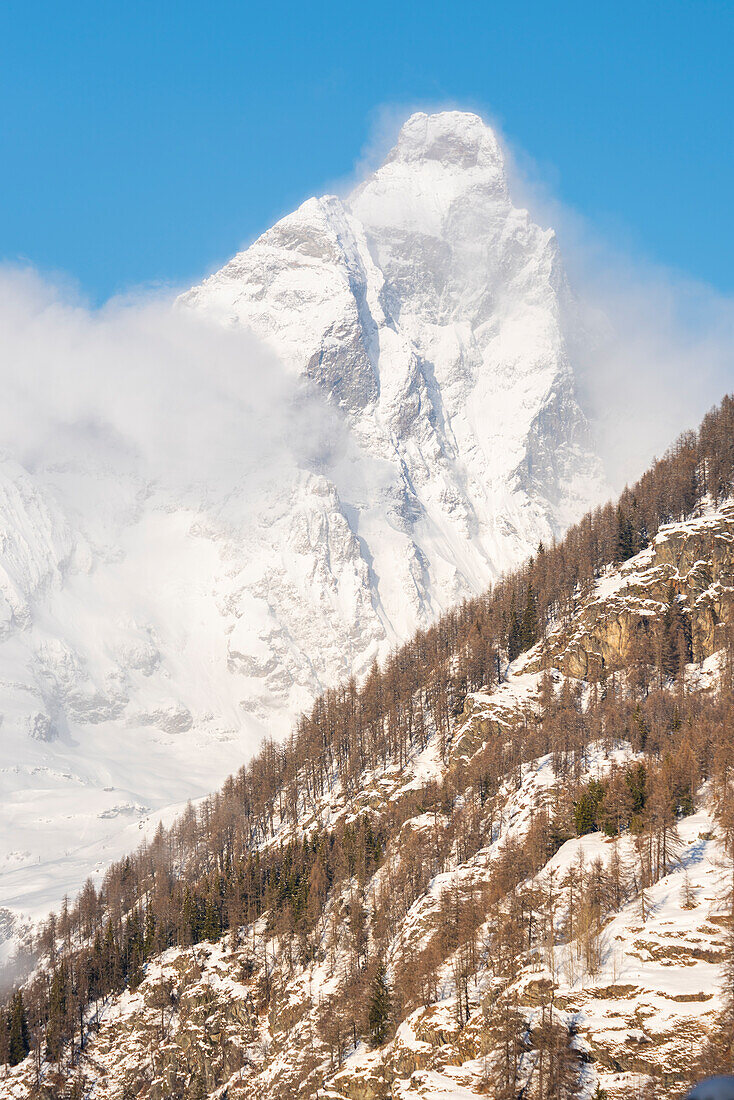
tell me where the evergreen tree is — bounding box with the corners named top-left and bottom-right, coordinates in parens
top-left (615, 507), bottom-right (635, 563)
top-left (632, 707), bottom-right (649, 752)
top-left (7, 991), bottom-right (29, 1066)
top-left (367, 960), bottom-right (392, 1047)
top-left (507, 598), bottom-right (522, 663)
top-left (202, 898), bottom-right (221, 942)
top-left (507, 584), bottom-right (537, 661)
top-left (574, 780), bottom-right (605, 835)
top-left (144, 905), bottom-right (156, 954)
top-left (520, 583), bottom-right (537, 651)
top-left (661, 587), bottom-right (692, 680)
top-left (45, 965), bottom-right (68, 1062)
top-left (182, 887), bottom-right (199, 945)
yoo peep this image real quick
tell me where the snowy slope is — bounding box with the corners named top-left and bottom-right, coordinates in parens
top-left (3, 675), bottom-right (729, 1100)
top-left (0, 111), bottom-right (605, 942)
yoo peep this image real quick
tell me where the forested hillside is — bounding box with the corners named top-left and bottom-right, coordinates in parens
top-left (2, 395), bottom-right (734, 1100)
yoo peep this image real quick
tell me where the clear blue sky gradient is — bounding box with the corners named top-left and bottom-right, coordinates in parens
top-left (1, 0), bottom-right (732, 302)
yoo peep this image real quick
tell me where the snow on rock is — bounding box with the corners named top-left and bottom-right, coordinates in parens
top-left (543, 809), bottom-right (729, 1095)
top-left (529, 499), bottom-right (734, 680)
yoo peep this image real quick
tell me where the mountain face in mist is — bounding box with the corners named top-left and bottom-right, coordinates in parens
top-left (0, 111), bottom-right (605, 932)
top-left (184, 111), bottom-right (601, 545)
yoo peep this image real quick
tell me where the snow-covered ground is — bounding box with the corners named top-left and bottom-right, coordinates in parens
top-left (1, 654), bottom-right (730, 1099)
top-left (330, 745), bottom-right (729, 1098)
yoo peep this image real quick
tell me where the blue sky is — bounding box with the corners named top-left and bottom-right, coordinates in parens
top-left (1, 0), bottom-right (732, 302)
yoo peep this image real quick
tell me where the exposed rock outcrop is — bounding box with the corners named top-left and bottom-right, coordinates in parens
top-left (528, 503), bottom-right (734, 679)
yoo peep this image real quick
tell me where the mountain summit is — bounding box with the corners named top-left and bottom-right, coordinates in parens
top-left (0, 112), bottom-right (605, 933)
top-left (381, 109), bottom-right (505, 165)
top-left (183, 109), bottom-right (604, 608)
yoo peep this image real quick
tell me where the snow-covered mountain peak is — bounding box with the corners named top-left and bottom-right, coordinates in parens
top-left (0, 111), bottom-right (607, 932)
top-left (348, 110), bottom-right (508, 245)
top-left (385, 110), bottom-right (505, 172)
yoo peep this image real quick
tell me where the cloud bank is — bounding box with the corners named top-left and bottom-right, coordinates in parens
top-left (0, 267), bottom-right (342, 508)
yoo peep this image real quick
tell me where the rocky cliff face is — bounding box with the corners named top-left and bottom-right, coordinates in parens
top-left (0, 111), bottom-right (606, 930)
top-left (528, 502), bottom-right (734, 680)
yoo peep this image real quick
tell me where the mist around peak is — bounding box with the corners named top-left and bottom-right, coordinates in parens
top-left (343, 104), bottom-right (734, 493)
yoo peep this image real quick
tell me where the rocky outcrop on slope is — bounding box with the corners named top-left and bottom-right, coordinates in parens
top-left (528, 502), bottom-right (734, 680)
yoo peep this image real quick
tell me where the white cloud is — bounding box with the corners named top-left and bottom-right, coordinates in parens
top-left (3, 106), bottom-right (733, 510)
top-left (0, 266), bottom-right (342, 504)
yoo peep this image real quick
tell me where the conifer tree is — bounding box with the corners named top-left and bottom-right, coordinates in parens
top-left (520, 583), bottom-right (537, 652)
top-left (7, 990), bottom-right (29, 1066)
top-left (574, 779), bottom-right (604, 835)
top-left (615, 507), bottom-right (635, 563)
top-left (367, 960), bottom-right (392, 1047)
top-left (660, 587), bottom-right (692, 680)
top-left (507, 598), bottom-right (522, 663)
top-left (144, 905), bottom-right (156, 954)
top-left (202, 898), bottom-right (221, 942)
top-left (45, 966), bottom-right (67, 1062)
